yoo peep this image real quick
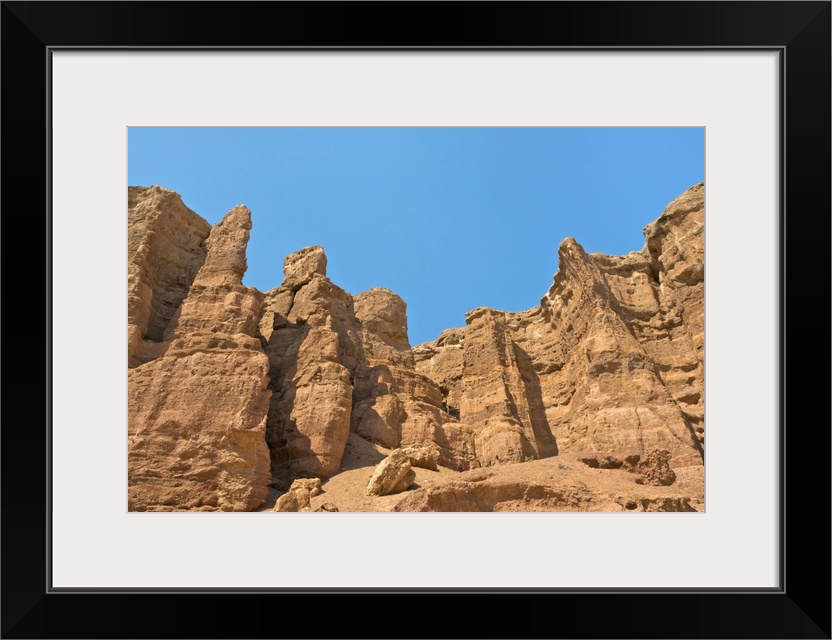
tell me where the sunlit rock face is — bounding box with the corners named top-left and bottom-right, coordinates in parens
top-left (128, 190), bottom-right (270, 511)
top-left (127, 182), bottom-right (704, 511)
top-left (415, 182), bottom-right (704, 467)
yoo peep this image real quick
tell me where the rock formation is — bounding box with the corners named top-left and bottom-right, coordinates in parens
top-left (128, 187), bottom-right (271, 511)
top-left (127, 181), bottom-right (705, 512)
top-left (260, 246), bottom-right (357, 487)
top-left (262, 259), bottom-right (478, 490)
top-left (366, 449), bottom-right (416, 496)
top-left (391, 460), bottom-right (697, 513)
top-left (274, 487), bottom-right (312, 512)
top-left (128, 186), bottom-right (210, 368)
top-left (415, 182), bottom-right (705, 466)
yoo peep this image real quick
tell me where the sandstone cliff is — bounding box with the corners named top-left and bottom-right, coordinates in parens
top-left (128, 187), bottom-right (270, 511)
top-left (261, 250), bottom-right (478, 490)
top-left (414, 182), bottom-right (705, 465)
top-left (127, 182), bottom-right (704, 512)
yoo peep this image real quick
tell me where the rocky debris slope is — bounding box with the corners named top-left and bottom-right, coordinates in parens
top-left (128, 189), bottom-right (271, 511)
top-left (277, 438), bottom-right (702, 513)
top-left (128, 182), bottom-right (704, 512)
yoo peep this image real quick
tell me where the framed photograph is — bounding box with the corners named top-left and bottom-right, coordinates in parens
top-left (3, 2), bottom-right (828, 638)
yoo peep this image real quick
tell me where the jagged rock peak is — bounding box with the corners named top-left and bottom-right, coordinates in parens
top-left (354, 288), bottom-right (411, 353)
top-left (465, 306), bottom-right (505, 325)
top-left (127, 186), bottom-right (212, 366)
top-left (354, 286), bottom-right (404, 306)
top-left (282, 245), bottom-right (327, 291)
top-left (128, 182), bottom-right (706, 512)
top-left (558, 236), bottom-right (581, 252)
top-left (644, 181), bottom-right (704, 233)
top-left (195, 204), bottom-right (253, 286)
top-left (128, 184), bottom-right (185, 208)
top-left (642, 182), bottom-right (704, 288)
top-left (558, 234), bottom-right (597, 263)
top-left (127, 194), bottom-right (270, 512)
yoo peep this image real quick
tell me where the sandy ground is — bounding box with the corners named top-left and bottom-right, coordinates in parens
top-left (257, 433), bottom-right (705, 513)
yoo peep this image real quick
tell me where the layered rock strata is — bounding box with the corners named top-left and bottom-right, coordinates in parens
top-left (261, 246), bottom-right (357, 487)
top-left (127, 182), bottom-right (704, 511)
top-left (128, 189), bottom-right (271, 511)
top-left (127, 186), bottom-right (211, 367)
top-left (261, 252), bottom-right (477, 490)
top-left (415, 182), bottom-right (705, 466)
top-left (350, 288), bottom-right (478, 472)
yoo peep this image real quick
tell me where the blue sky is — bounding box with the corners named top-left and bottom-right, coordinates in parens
top-left (128, 128), bottom-right (704, 346)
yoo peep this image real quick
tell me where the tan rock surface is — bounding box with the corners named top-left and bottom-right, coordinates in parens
top-left (413, 181), bottom-right (705, 467)
top-left (129, 182), bottom-right (704, 512)
top-left (579, 448), bottom-right (677, 486)
top-left (263, 250), bottom-right (356, 488)
top-left (263, 249), bottom-right (478, 491)
top-left (289, 477), bottom-right (323, 497)
top-left (354, 288), bottom-right (413, 366)
top-left (392, 451), bottom-right (698, 513)
top-left (413, 327), bottom-right (465, 414)
top-left (294, 435), bottom-right (702, 513)
top-left (281, 245), bottom-right (327, 291)
top-left (349, 288), bottom-right (479, 472)
top-left (634, 449), bottom-right (677, 486)
top-left (351, 393), bottom-right (404, 449)
top-left (459, 307), bottom-right (558, 465)
top-left (401, 443), bottom-right (441, 471)
top-left (127, 186), bottom-right (211, 368)
top-left (128, 201), bottom-right (271, 511)
top-left (274, 487), bottom-right (312, 512)
top-left (366, 449), bottom-right (416, 496)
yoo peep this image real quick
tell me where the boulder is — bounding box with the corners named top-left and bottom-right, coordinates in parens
top-left (366, 449), bottom-right (416, 496)
top-left (290, 477), bottom-right (322, 497)
top-left (274, 487), bottom-right (312, 512)
top-left (282, 245), bottom-right (327, 291)
top-left (401, 443), bottom-right (441, 471)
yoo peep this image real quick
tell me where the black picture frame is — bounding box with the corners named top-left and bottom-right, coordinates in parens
top-left (2, 2), bottom-right (829, 638)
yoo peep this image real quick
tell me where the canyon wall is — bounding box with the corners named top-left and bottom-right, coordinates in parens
top-left (128, 187), bottom-right (271, 511)
top-left (127, 182), bottom-right (704, 510)
top-left (414, 183), bottom-right (704, 465)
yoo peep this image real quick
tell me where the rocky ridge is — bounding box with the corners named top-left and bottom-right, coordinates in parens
top-left (127, 182), bottom-right (705, 512)
top-left (128, 187), bottom-right (270, 511)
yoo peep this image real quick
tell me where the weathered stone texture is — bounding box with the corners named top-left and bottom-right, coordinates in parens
top-left (366, 449), bottom-right (416, 496)
top-left (263, 248), bottom-right (357, 488)
top-left (128, 198), bottom-right (271, 511)
top-left (413, 182), bottom-right (705, 466)
top-left (127, 186), bottom-right (211, 367)
top-left (128, 182), bottom-right (704, 511)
